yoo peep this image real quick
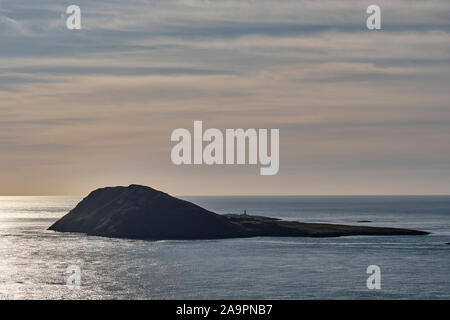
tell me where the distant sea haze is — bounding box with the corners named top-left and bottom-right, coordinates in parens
top-left (0, 195), bottom-right (449, 299)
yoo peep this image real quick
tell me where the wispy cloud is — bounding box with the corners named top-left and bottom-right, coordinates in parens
top-left (0, 0), bottom-right (449, 195)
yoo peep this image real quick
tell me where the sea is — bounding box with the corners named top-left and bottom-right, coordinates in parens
top-left (0, 195), bottom-right (449, 300)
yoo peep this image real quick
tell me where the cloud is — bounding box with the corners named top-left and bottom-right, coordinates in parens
top-left (0, 0), bottom-right (450, 195)
top-left (0, 14), bottom-right (28, 34)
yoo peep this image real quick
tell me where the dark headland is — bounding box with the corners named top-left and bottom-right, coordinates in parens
top-left (48, 185), bottom-right (429, 240)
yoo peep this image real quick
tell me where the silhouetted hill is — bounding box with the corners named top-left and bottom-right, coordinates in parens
top-left (49, 185), bottom-right (239, 239)
top-left (48, 185), bottom-right (429, 240)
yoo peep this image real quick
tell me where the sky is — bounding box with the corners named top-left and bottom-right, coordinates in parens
top-left (0, 0), bottom-right (450, 196)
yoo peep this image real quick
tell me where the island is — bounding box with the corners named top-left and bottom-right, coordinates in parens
top-left (48, 184), bottom-right (429, 240)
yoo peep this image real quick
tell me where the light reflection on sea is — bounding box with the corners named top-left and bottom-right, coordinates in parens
top-left (0, 196), bottom-right (449, 299)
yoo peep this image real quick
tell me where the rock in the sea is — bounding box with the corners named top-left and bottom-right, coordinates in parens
top-left (49, 185), bottom-right (430, 240)
top-left (49, 185), bottom-right (239, 239)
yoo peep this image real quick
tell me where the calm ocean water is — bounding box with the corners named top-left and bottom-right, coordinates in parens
top-left (0, 195), bottom-right (449, 300)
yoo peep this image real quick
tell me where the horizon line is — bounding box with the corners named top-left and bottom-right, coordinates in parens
top-left (1, 193), bottom-right (450, 197)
